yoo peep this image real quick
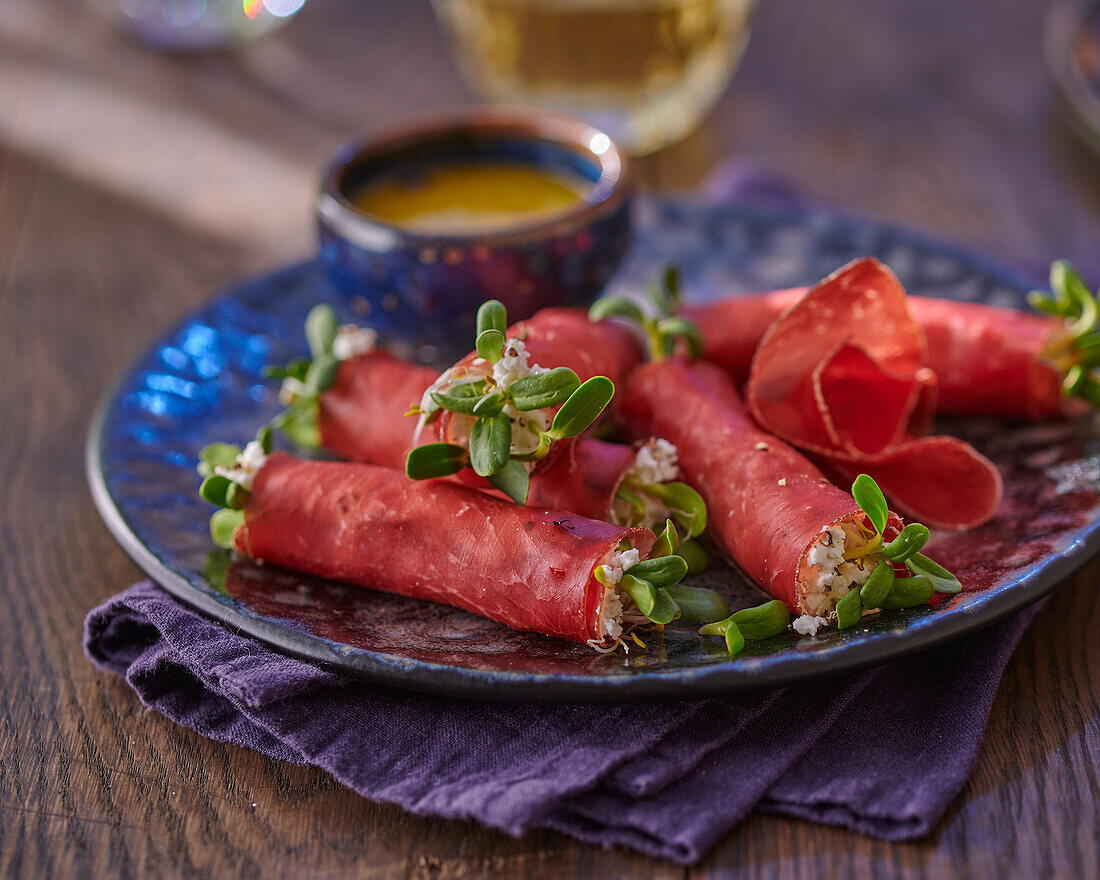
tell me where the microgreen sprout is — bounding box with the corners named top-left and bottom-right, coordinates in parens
top-left (589, 264), bottom-right (703, 361)
top-left (405, 300), bottom-right (616, 503)
top-left (1029, 260), bottom-right (1100, 407)
top-left (699, 600), bottom-right (790, 655)
top-left (196, 425), bottom-right (273, 548)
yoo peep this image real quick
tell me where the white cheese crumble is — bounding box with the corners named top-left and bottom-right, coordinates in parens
top-left (793, 615), bottom-right (828, 636)
top-left (801, 523), bottom-right (874, 619)
top-left (629, 438), bottom-right (679, 486)
top-left (777, 478), bottom-right (788, 487)
top-left (214, 440), bottom-right (268, 492)
top-left (332, 324), bottom-right (377, 361)
top-left (491, 338), bottom-right (548, 389)
top-left (599, 585), bottom-right (624, 640)
top-left (598, 547), bottom-right (640, 585)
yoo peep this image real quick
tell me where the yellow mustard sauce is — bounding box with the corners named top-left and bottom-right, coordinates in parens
top-left (351, 162), bottom-right (590, 234)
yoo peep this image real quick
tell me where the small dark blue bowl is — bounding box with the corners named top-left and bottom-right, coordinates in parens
top-left (316, 108), bottom-right (632, 362)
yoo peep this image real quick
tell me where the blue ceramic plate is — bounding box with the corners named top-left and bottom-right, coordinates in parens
top-left (87, 199), bottom-right (1100, 702)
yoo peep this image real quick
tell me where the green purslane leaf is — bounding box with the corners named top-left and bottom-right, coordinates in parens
top-left (471, 391), bottom-right (507, 417)
top-left (859, 560), bottom-right (896, 609)
top-left (619, 573), bottom-right (657, 618)
top-left (405, 443), bottom-right (468, 480)
top-left (1062, 365), bottom-right (1100, 409)
top-left (1028, 290), bottom-right (1063, 318)
top-left (835, 587), bottom-right (863, 630)
top-left (1049, 260), bottom-right (1077, 312)
top-left (677, 537), bottom-right (710, 576)
top-left (199, 442), bottom-right (241, 470)
top-left (430, 381), bottom-right (488, 415)
top-left (649, 520), bottom-right (680, 559)
top-left (615, 487), bottom-right (647, 525)
top-left (277, 399), bottom-right (321, 451)
top-left (662, 264), bottom-right (681, 310)
top-left (548, 376), bottom-right (615, 439)
top-left (304, 304), bottom-right (338, 359)
top-left (256, 425), bottom-right (273, 455)
top-left (879, 575), bottom-right (935, 610)
top-left (655, 316), bottom-right (703, 359)
top-left (851, 473), bottom-right (889, 534)
top-left (666, 584), bottom-right (729, 624)
top-left (210, 508), bottom-right (244, 549)
top-left (508, 367), bottom-right (581, 411)
top-left (1051, 260), bottom-right (1099, 337)
top-left (224, 481), bottom-right (247, 511)
top-left (200, 474), bottom-right (233, 508)
top-left (882, 523), bottom-right (930, 562)
top-left (476, 299), bottom-right (508, 338)
top-left (511, 432), bottom-right (554, 463)
top-left (641, 481), bottom-right (707, 538)
top-left (729, 600), bottom-right (791, 639)
top-left (588, 296), bottom-right (647, 325)
top-left (486, 459), bottom-right (530, 504)
top-left (699, 617), bottom-right (746, 655)
top-left (628, 555), bottom-right (688, 589)
top-left (469, 413), bottom-right (511, 477)
top-left (648, 586), bottom-right (682, 625)
top-left (723, 620), bottom-right (746, 655)
top-left (476, 329), bottom-right (506, 363)
top-left (905, 552), bottom-right (962, 595)
top-left (304, 353), bottom-right (341, 395)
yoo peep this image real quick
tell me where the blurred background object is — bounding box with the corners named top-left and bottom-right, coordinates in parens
top-left (1047, 0), bottom-right (1100, 159)
top-left (100, 0), bottom-right (308, 49)
top-left (432, 0), bottom-right (756, 154)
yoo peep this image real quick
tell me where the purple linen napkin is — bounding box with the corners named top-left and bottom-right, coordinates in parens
top-left (86, 581), bottom-right (1037, 862)
top-left (83, 165), bottom-right (1043, 863)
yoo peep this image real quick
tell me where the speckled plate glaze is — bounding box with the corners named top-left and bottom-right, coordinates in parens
top-left (88, 199), bottom-right (1100, 702)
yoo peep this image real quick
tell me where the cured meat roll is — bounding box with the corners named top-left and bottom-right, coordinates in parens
top-left (303, 343), bottom-right (690, 528)
top-left (618, 357), bottom-right (908, 626)
top-left (221, 452), bottom-right (664, 647)
top-left (684, 269), bottom-right (1081, 421)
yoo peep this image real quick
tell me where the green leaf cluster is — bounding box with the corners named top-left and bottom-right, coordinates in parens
top-left (588, 521), bottom-right (727, 632)
top-left (263, 304), bottom-right (348, 451)
top-left (1029, 261), bottom-right (1100, 408)
top-left (836, 474), bottom-right (961, 630)
top-left (195, 426), bottom-right (272, 550)
top-left (405, 301), bottom-right (616, 503)
top-left (588, 264), bottom-right (703, 361)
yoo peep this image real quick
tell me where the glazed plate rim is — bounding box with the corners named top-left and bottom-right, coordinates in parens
top-left (87, 198), bottom-right (1100, 702)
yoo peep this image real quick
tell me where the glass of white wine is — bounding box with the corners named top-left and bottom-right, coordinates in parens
top-left (432, 0), bottom-right (757, 155)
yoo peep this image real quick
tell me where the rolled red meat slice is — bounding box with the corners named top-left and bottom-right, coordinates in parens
top-left (232, 453), bottom-right (656, 645)
top-left (617, 358), bottom-right (900, 617)
top-left (684, 278), bottom-right (1071, 421)
top-left (314, 349), bottom-right (643, 521)
top-left (318, 349), bottom-right (437, 466)
top-left (742, 259), bottom-right (1003, 529)
top-left (746, 259), bottom-right (935, 457)
top-left (907, 296), bottom-right (1067, 421)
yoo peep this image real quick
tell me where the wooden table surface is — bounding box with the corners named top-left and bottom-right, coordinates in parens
top-left (3, 0), bottom-right (1099, 876)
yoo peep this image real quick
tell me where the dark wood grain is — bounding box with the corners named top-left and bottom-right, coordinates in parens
top-left (3, 0), bottom-right (1100, 876)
